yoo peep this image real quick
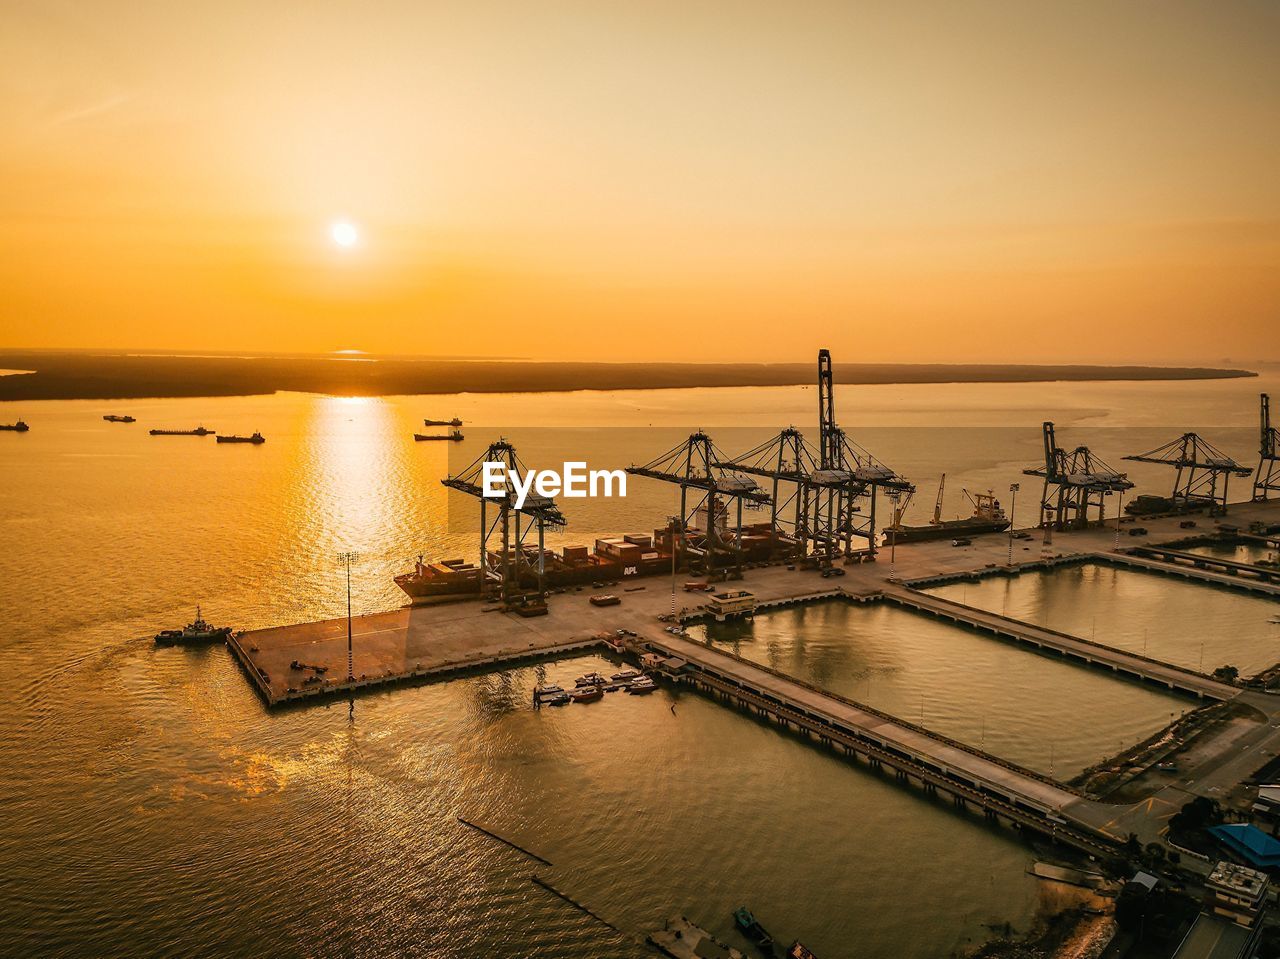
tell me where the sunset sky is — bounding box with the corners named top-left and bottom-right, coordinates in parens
top-left (1, 1), bottom-right (1277, 363)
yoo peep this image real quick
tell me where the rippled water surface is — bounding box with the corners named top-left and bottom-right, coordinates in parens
top-left (2, 373), bottom-right (1278, 957)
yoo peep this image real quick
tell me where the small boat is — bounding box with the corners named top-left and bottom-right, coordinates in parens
top-left (786, 943), bottom-right (819, 959)
top-left (611, 669), bottom-right (640, 682)
top-left (575, 672), bottom-right (606, 687)
top-left (547, 693), bottom-right (571, 706)
top-left (534, 683), bottom-right (566, 704)
top-left (590, 594), bottom-right (621, 607)
top-left (733, 907), bottom-right (773, 948)
top-left (150, 426), bottom-right (214, 436)
top-left (154, 606), bottom-right (232, 645)
top-left (570, 686), bottom-right (603, 703)
top-left (0, 420), bottom-right (29, 432)
top-left (102, 414), bottom-right (136, 423)
top-left (628, 675), bottom-right (657, 695)
top-left (216, 432), bottom-right (265, 444)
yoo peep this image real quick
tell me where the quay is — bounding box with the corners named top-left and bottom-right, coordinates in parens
top-left (224, 498), bottom-right (1280, 861)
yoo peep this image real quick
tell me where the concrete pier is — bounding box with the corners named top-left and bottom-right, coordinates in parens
top-left (879, 584), bottom-right (1237, 699)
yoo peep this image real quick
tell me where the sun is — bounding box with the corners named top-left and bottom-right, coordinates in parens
top-left (330, 220), bottom-right (359, 248)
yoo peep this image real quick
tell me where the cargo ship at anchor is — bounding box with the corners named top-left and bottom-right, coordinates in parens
top-left (216, 432), bottom-right (265, 444)
top-left (884, 474), bottom-right (1009, 544)
top-left (150, 425), bottom-right (214, 436)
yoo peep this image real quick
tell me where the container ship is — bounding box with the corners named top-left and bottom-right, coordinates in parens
top-left (395, 521), bottom-right (781, 604)
top-left (884, 475), bottom-right (1009, 544)
top-left (150, 425), bottom-right (215, 436)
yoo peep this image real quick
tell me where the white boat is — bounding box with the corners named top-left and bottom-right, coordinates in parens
top-left (611, 669), bottom-right (640, 681)
top-left (575, 672), bottom-right (606, 687)
top-left (628, 675), bottom-right (657, 695)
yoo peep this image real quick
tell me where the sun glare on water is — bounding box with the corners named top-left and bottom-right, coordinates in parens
top-left (330, 220), bottom-right (359, 248)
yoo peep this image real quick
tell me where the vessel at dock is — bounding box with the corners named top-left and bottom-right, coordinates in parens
top-left (394, 524), bottom-right (774, 604)
top-left (884, 474), bottom-right (1009, 544)
top-left (102, 414), bottom-right (136, 423)
top-left (216, 432), bottom-right (265, 444)
top-left (154, 606), bottom-right (232, 645)
top-left (0, 420), bottom-right (29, 432)
top-left (150, 425), bottom-right (214, 436)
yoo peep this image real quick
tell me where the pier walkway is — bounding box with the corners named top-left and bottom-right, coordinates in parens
top-left (1101, 550), bottom-right (1280, 597)
top-left (879, 585), bottom-right (1239, 700)
top-left (1121, 545), bottom-right (1280, 585)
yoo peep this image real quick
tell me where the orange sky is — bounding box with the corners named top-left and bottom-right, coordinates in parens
top-left (1, 1), bottom-right (1277, 364)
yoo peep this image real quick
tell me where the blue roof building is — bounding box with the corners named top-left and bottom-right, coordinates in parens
top-left (1209, 824), bottom-right (1280, 869)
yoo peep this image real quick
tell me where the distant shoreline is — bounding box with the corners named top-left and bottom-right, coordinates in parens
top-left (0, 351), bottom-right (1257, 402)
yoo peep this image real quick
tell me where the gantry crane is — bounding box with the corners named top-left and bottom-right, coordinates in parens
top-left (627, 431), bottom-right (770, 578)
top-left (1124, 432), bottom-right (1251, 515)
top-left (1024, 422), bottom-right (1132, 530)
top-left (1255, 393), bottom-right (1280, 501)
top-left (718, 351), bottom-right (911, 566)
top-left (442, 439), bottom-right (566, 608)
top-left (814, 349), bottom-right (913, 562)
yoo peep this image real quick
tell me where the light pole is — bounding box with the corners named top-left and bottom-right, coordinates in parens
top-left (1007, 483), bottom-right (1020, 566)
top-left (338, 551), bottom-right (359, 682)
top-left (886, 491), bottom-right (901, 578)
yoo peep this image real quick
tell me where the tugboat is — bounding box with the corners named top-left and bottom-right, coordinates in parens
top-left (150, 425), bottom-right (214, 436)
top-left (216, 432), bottom-right (265, 444)
top-left (0, 420), bottom-right (29, 432)
top-left (103, 414), bottom-right (136, 423)
top-left (154, 606), bottom-right (232, 645)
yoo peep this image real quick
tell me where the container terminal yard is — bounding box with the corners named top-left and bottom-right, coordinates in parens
top-left (214, 352), bottom-right (1280, 937)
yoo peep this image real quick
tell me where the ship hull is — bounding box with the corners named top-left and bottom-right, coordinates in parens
top-left (885, 518), bottom-right (1010, 544)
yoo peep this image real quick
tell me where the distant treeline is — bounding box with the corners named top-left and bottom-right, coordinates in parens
top-left (0, 351), bottom-right (1257, 401)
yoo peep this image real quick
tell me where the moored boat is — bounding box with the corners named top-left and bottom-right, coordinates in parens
top-left (570, 685), bottom-right (603, 703)
top-left (589, 594), bottom-right (621, 606)
top-left (628, 675), bottom-right (657, 695)
top-left (575, 672), bottom-right (606, 687)
top-left (154, 606), bottom-right (232, 645)
top-left (732, 907), bottom-right (773, 947)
